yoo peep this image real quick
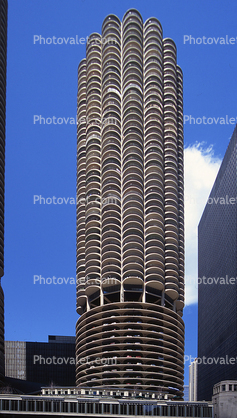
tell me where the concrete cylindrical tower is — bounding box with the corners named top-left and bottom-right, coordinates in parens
top-left (76, 9), bottom-right (184, 398)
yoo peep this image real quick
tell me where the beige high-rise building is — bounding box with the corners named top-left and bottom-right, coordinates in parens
top-left (76, 9), bottom-right (184, 397)
top-left (0, 0), bottom-right (7, 386)
top-left (189, 359), bottom-right (198, 401)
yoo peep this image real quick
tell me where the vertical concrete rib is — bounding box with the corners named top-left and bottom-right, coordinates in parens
top-left (84, 34), bottom-right (102, 310)
top-left (176, 66), bottom-right (184, 313)
top-left (163, 38), bottom-right (180, 303)
top-left (144, 18), bottom-right (165, 301)
top-left (101, 15), bottom-right (122, 302)
top-left (122, 10), bottom-right (144, 300)
top-left (76, 59), bottom-right (87, 315)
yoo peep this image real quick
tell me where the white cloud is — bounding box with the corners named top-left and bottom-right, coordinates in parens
top-left (184, 143), bottom-right (221, 305)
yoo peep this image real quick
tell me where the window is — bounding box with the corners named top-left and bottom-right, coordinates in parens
top-left (10, 400), bottom-right (18, 411)
top-left (45, 401), bottom-right (52, 412)
top-left (103, 404), bottom-right (110, 413)
top-left (87, 403), bottom-right (94, 413)
top-left (112, 404), bottom-right (118, 414)
top-left (28, 401), bottom-right (35, 412)
top-left (36, 401), bottom-right (43, 412)
top-left (2, 400), bottom-right (9, 411)
top-left (95, 403), bottom-right (102, 413)
top-left (120, 404), bottom-right (128, 414)
top-left (78, 403), bottom-right (85, 413)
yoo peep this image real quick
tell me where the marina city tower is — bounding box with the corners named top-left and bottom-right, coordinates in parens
top-left (76, 9), bottom-right (184, 397)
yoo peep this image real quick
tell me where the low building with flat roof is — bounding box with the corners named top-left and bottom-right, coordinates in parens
top-left (212, 380), bottom-right (237, 418)
top-left (5, 336), bottom-right (76, 388)
top-left (0, 386), bottom-right (213, 416)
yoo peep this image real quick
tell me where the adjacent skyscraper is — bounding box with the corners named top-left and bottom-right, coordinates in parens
top-left (189, 359), bottom-right (198, 401)
top-left (76, 9), bottom-right (184, 397)
top-left (198, 126), bottom-right (237, 401)
top-left (0, 0), bottom-right (7, 386)
top-left (5, 336), bottom-right (76, 386)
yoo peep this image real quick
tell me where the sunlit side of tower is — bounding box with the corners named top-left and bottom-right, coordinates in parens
top-left (76, 9), bottom-right (184, 397)
top-left (0, 0), bottom-right (7, 386)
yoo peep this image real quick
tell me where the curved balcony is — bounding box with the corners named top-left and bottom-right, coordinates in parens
top-left (122, 10), bottom-right (143, 30)
top-left (102, 70), bottom-right (121, 87)
top-left (85, 285), bottom-right (101, 301)
top-left (102, 224), bottom-right (121, 240)
top-left (164, 141), bottom-right (178, 155)
top-left (102, 247), bottom-right (121, 266)
top-left (165, 284), bottom-right (179, 301)
top-left (145, 260), bottom-right (165, 277)
top-left (144, 81), bottom-right (163, 101)
top-left (122, 201), bottom-right (143, 217)
top-left (123, 25), bottom-right (143, 43)
top-left (86, 34), bottom-right (102, 52)
top-left (102, 262), bottom-right (121, 276)
top-left (123, 106), bottom-right (143, 124)
top-left (102, 253), bottom-right (121, 268)
top-left (145, 123), bottom-right (163, 140)
top-left (102, 221), bottom-right (121, 236)
top-left (123, 248), bottom-right (144, 265)
top-left (123, 183), bottom-right (143, 197)
top-left (145, 164), bottom-right (163, 180)
top-left (102, 13), bottom-right (121, 31)
top-left (144, 47), bottom-right (162, 66)
top-left (123, 204), bottom-right (143, 221)
top-left (144, 17), bottom-right (162, 36)
top-left (144, 78), bottom-right (163, 96)
top-left (123, 75), bottom-right (142, 91)
top-left (123, 132), bottom-right (143, 149)
top-left (145, 219), bottom-right (164, 236)
top-left (145, 238), bottom-right (164, 255)
top-left (123, 213), bottom-right (143, 232)
top-left (76, 295), bottom-right (87, 315)
top-left (102, 143), bottom-right (120, 160)
top-left (102, 33), bottom-right (120, 51)
top-left (102, 104), bottom-right (120, 121)
top-left (123, 240), bottom-right (144, 256)
top-left (102, 188), bottom-right (121, 204)
top-left (85, 258), bottom-right (100, 275)
top-left (102, 135), bottom-right (121, 149)
top-left (123, 162), bottom-right (143, 181)
top-left (123, 117), bottom-right (143, 136)
top-left (123, 61), bottom-right (142, 79)
top-left (102, 204), bottom-right (121, 219)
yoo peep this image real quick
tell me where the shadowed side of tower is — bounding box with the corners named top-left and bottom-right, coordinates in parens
top-left (76, 9), bottom-right (184, 398)
top-left (0, 0), bottom-right (7, 386)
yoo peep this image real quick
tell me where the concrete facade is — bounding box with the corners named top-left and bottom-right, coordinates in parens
top-left (198, 126), bottom-right (237, 400)
top-left (212, 380), bottom-right (237, 418)
top-left (76, 8), bottom-right (184, 397)
top-left (5, 336), bottom-right (76, 387)
top-left (0, 387), bottom-right (213, 416)
top-left (189, 359), bottom-right (198, 401)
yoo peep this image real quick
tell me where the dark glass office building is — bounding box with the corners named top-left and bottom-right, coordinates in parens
top-left (5, 336), bottom-right (76, 387)
top-left (198, 125), bottom-right (237, 401)
top-left (0, 0), bottom-right (7, 386)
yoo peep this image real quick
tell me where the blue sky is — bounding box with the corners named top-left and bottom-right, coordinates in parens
top-left (3, 0), bottom-right (237, 384)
